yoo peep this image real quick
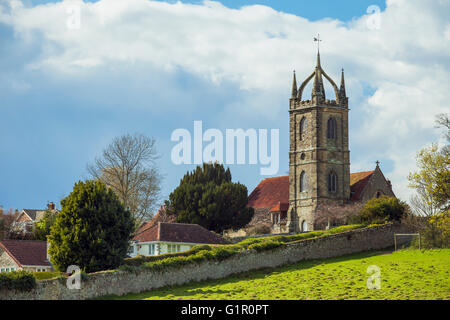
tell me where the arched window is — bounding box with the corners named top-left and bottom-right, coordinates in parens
top-left (300, 117), bottom-right (307, 140)
top-left (327, 117), bottom-right (337, 139)
top-left (302, 220), bottom-right (308, 232)
top-left (300, 171), bottom-right (307, 192)
top-left (328, 172), bottom-right (337, 193)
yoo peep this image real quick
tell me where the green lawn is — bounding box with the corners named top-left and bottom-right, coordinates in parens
top-left (103, 249), bottom-right (450, 300)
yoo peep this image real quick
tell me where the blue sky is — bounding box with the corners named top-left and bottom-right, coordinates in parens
top-left (0, 0), bottom-right (448, 211)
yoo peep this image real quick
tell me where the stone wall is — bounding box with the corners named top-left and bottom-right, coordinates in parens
top-left (0, 223), bottom-right (411, 300)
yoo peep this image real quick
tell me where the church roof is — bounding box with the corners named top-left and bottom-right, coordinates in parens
top-left (248, 176), bottom-right (289, 209)
top-left (269, 202), bottom-right (289, 213)
top-left (349, 171), bottom-right (375, 201)
top-left (248, 171), bottom-right (376, 210)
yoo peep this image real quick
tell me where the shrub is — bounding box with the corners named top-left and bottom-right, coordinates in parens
top-left (359, 196), bottom-right (407, 224)
top-left (33, 271), bottom-right (61, 281)
top-left (0, 270), bottom-right (36, 291)
top-left (122, 244), bottom-right (213, 266)
top-left (248, 241), bottom-right (284, 252)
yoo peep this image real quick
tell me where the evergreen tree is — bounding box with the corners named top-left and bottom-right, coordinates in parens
top-left (48, 180), bottom-right (134, 273)
top-left (167, 163), bottom-right (253, 233)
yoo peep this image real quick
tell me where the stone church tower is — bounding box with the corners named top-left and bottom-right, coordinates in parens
top-left (287, 52), bottom-right (350, 232)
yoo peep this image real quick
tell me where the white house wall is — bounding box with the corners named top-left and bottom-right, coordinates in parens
top-left (129, 242), bottom-right (196, 258)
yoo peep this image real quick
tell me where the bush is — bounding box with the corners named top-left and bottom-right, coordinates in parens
top-left (0, 270), bottom-right (36, 291)
top-left (122, 244), bottom-right (213, 266)
top-left (33, 271), bottom-right (61, 281)
top-left (248, 241), bottom-right (284, 252)
top-left (359, 196), bottom-right (407, 224)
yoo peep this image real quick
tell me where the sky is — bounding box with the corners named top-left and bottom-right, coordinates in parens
top-left (0, 0), bottom-right (449, 211)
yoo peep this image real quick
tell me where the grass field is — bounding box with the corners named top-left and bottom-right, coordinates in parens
top-left (103, 249), bottom-right (450, 300)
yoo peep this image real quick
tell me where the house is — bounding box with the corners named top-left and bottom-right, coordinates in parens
top-left (12, 202), bottom-right (58, 235)
top-left (129, 222), bottom-right (230, 257)
top-left (0, 240), bottom-right (53, 273)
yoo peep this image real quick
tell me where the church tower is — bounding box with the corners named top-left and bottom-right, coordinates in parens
top-left (287, 51), bottom-right (350, 232)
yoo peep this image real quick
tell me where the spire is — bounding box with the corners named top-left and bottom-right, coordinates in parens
top-left (339, 68), bottom-right (346, 97)
top-left (291, 70), bottom-right (297, 98)
top-left (312, 51), bottom-right (325, 103)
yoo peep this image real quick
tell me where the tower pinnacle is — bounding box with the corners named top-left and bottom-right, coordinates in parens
top-left (291, 70), bottom-right (297, 98)
top-left (340, 68), bottom-right (346, 97)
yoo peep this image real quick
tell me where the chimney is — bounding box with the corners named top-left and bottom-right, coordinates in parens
top-left (48, 202), bottom-right (55, 210)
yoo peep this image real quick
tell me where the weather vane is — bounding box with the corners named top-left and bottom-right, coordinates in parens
top-left (314, 34), bottom-right (322, 52)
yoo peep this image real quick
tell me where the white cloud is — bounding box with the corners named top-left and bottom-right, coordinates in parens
top-left (1, 0), bottom-right (449, 201)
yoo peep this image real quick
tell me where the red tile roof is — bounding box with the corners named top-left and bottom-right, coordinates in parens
top-left (269, 202), bottom-right (289, 212)
top-left (0, 240), bottom-right (51, 267)
top-left (350, 171), bottom-right (374, 201)
top-left (135, 207), bottom-right (177, 236)
top-left (248, 176), bottom-right (289, 209)
top-left (133, 222), bottom-right (230, 245)
top-left (248, 171), bottom-right (375, 209)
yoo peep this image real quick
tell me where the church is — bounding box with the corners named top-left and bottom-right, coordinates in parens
top-left (247, 50), bottom-right (395, 233)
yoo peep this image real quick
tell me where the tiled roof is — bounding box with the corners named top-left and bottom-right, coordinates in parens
top-left (350, 171), bottom-right (374, 201)
top-left (248, 176), bottom-right (289, 209)
top-left (22, 209), bottom-right (40, 221)
top-left (248, 171), bottom-right (375, 208)
top-left (20, 209), bottom-right (57, 222)
top-left (134, 207), bottom-right (177, 236)
top-left (0, 240), bottom-right (51, 267)
top-left (133, 222), bottom-right (230, 245)
top-left (269, 202), bottom-right (289, 212)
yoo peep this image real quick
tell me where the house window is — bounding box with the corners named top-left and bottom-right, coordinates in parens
top-left (149, 244), bottom-right (155, 256)
top-left (300, 117), bottom-right (307, 140)
top-left (327, 117), bottom-right (337, 139)
top-left (168, 244), bottom-right (181, 253)
top-left (328, 172), bottom-right (337, 193)
top-left (300, 171), bottom-right (308, 192)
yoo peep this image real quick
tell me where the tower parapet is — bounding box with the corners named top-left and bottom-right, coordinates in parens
top-left (290, 52), bottom-right (348, 109)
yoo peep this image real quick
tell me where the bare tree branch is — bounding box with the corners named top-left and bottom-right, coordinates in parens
top-left (87, 133), bottom-right (162, 228)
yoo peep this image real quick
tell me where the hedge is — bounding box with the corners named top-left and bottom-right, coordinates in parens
top-left (118, 224), bottom-right (379, 273)
top-left (0, 270), bottom-right (36, 291)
